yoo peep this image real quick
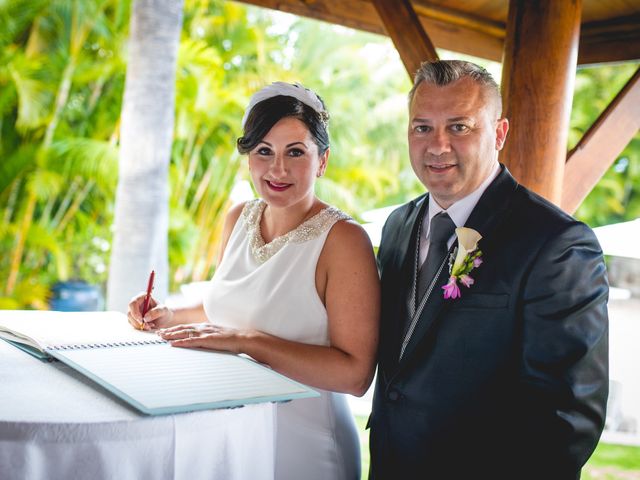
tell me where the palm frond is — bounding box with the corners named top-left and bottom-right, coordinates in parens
top-left (314, 177), bottom-right (360, 217)
top-left (27, 168), bottom-right (63, 201)
top-left (0, 144), bottom-right (38, 198)
top-left (8, 278), bottom-right (51, 309)
top-left (178, 37), bottom-right (223, 71)
top-left (49, 138), bottom-right (118, 190)
top-left (0, 80), bottom-right (17, 118)
top-left (8, 59), bottom-right (51, 131)
top-left (0, 0), bottom-right (49, 48)
top-left (25, 222), bottom-right (70, 279)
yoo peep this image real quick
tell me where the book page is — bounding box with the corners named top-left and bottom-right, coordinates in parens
top-left (52, 343), bottom-right (319, 415)
top-left (0, 310), bottom-right (157, 351)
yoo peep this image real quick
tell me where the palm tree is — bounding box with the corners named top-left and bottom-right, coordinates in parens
top-left (0, 0), bottom-right (124, 308)
top-left (106, 0), bottom-right (184, 312)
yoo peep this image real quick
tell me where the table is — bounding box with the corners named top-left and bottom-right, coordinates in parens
top-left (0, 340), bottom-right (276, 480)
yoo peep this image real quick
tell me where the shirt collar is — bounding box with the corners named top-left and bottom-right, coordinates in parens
top-left (425, 161), bottom-right (500, 238)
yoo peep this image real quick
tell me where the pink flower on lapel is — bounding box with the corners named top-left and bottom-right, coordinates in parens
top-left (473, 257), bottom-right (483, 268)
top-left (442, 277), bottom-right (461, 299)
top-left (460, 274), bottom-right (474, 288)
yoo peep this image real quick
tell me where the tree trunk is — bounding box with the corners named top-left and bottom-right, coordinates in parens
top-left (107, 0), bottom-right (184, 312)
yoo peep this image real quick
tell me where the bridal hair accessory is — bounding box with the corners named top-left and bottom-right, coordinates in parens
top-left (442, 227), bottom-right (483, 300)
top-left (241, 82), bottom-right (328, 128)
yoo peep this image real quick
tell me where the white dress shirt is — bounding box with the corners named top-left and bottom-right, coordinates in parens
top-left (419, 161), bottom-right (500, 265)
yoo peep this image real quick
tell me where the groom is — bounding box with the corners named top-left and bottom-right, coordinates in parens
top-left (368, 60), bottom-right (609, 479)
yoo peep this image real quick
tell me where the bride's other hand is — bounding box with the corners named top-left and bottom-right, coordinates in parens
top-left (158, 323), bottom-right (245, 354)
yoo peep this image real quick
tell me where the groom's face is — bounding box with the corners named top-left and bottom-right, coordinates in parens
top-left (408, 77), bottom-right (509, 209)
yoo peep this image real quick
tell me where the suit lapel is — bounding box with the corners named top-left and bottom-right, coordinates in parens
top-left (381, 195), bottom-right (428, 368)
top-left (463, 165), bottom-right (518, 239)
top-left (393, 195), bottom-right (427, 281)
top-left (395, 165), bottom-right (519, 369)
top-left (397, 241), bottom-right (454, 362)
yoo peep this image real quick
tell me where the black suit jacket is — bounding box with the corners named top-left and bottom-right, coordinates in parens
top-left (369, 165), bottom-right (609, 479)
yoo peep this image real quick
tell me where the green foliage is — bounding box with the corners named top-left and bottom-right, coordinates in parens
top-left (571, 63), bottom-right (640, 228)
top-left (0, 0), bottom-right (127, 307)
top-left (0, 144), bottom-right (37, 196)
top-left (584, 441), bottom-right (640, 471)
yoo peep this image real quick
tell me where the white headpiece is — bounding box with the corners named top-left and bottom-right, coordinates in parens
top-left (241, 82), bottom-right (327, 128)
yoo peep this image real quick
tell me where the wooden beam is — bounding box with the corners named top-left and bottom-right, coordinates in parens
top-left (233, 0), bottom-right (639, 65)
top-left (417, 16), bottom-right (503, 62)
top-left (234, 0), bottom-right (504, 63)
top-left (562, 67), bottom-right (640, 213)
top-left (500, 0), bottom-right (582, 206)
top-left (371, 0), bottom-right (438, 77)
top-left (236, 0), bottom-right (387, 35)
top-left (411, 0), bottom-right (505, 39)
top-left (578, 14), bottom-right (640, 65)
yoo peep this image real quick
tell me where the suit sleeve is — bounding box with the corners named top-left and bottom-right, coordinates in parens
top-left (517, 221), bottom-right (608, 475)
top-left (376, 208), bottom-right (402, 277)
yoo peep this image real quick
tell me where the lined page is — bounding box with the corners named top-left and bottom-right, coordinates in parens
top-left (0, 310), bottom-right (156, 351)
top-left (51, 343), bottom-right (318, 414)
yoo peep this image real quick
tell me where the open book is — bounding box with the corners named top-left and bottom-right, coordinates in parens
top-left (0, 310), bottom-right (160, 359)
top-left (0, 310), bottom-right (318, 415)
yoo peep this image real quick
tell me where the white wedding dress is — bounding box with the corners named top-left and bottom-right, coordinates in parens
top-left (202, 199), bottom-right (361, 480)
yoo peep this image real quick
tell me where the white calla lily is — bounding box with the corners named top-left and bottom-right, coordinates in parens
top-left (452, 227), bottom-right (482, 274)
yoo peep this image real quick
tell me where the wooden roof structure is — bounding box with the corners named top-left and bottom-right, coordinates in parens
top-left (236, 0), bottom-right (640, 213)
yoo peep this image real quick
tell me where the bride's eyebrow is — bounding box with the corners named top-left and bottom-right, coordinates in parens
top-left (286, 142), bottom-right (307, 148)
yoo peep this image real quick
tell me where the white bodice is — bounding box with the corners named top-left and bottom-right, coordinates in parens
top-left (203, 199), bottom-right (350, 344)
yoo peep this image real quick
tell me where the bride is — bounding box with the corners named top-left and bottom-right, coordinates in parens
top-left (127, 82), bottom-right (380, 480)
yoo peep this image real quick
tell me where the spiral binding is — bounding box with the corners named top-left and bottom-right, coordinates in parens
top-left (46, 339), bottom-right (166, 351)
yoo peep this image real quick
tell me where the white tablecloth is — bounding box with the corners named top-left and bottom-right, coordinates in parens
top-left (0, 340), bottom-right (276, 480)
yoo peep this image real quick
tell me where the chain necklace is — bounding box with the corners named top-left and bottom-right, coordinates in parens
top-left (400, 219), bottom-right (451, 361)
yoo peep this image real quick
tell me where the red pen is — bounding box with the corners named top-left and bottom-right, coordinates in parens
top-left (140, 270), bottom-right (155, 330)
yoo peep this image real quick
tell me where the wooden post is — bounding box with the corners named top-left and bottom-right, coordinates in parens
top-left (500, 0), bottom-right (582, 206)
top-left (371, 0), bottom-right (438, 78)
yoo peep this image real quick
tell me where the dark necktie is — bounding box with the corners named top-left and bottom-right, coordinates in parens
top-left (417, 212), bottom-right (456, 303)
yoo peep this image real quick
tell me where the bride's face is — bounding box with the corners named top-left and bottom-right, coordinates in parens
top-left (248, 117), bottom-right (328, 210)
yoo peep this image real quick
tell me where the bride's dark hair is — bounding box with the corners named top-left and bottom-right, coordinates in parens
top-left (237, 95), bottom-right (330, 155)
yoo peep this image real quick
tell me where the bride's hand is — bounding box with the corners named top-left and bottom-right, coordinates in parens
top-left (157, 323), bottom-right (245, 353)
top-left (127, 292), bottom-right (175, 331)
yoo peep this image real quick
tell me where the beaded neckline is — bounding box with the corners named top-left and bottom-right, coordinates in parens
top-left (242, 199), bottom-right (350, 264)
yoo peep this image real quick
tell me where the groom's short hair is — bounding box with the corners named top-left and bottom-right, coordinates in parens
top-left (409, 60), bottom-right (503, 117)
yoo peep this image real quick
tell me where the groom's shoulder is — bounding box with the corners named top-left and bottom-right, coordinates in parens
top-left (493, 166), bottom-right (575, 228)
top-left (386, 194), bottom-right (426, 225)
top-left (516, 184), bottom-right (571, 220)
top-left (510, 181), bottom-right (596, 241)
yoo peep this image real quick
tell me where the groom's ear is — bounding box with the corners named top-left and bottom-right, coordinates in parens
top-left (495, 118), bottom-right (509, 151)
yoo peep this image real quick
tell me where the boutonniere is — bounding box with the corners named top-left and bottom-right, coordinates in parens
top-left (442, 227), bottom-right (483, 300)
